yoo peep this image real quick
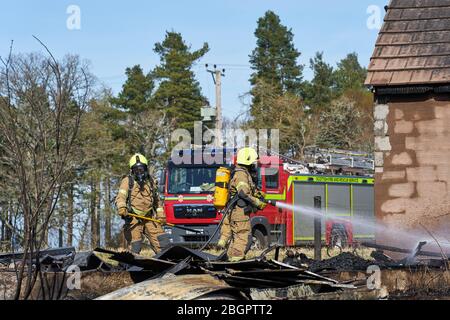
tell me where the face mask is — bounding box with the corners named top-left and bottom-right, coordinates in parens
top-left (244, 163), bottom-right (258, 185)
top-left (250, 170), bottom-right (258, 185)
top-left (132, 164), bottom-right (148, 188)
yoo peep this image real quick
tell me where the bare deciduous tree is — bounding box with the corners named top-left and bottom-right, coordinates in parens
top-left (0, 40), bottom-right (94, 299)
top-left (129, 109), bottom-right (173, 173)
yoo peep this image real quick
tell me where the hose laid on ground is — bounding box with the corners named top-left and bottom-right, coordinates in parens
top-left (199, 195), bottom-right (239, 252)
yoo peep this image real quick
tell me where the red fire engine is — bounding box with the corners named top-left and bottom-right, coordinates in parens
top-left (160, 148), bottom-right (375, 249)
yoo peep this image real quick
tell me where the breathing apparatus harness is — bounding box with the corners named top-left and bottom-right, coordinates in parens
top-left (125, 174), bottom-right (158, 216)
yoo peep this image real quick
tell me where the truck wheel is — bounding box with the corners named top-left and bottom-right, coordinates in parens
top-left (251, 229), bottom-right (268, 250)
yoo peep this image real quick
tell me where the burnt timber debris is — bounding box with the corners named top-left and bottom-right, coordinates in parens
top-left (1, 242), bottom-right (450, 300)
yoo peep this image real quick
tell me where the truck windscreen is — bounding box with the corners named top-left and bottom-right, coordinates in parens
top-left (168, 166), bottom-right (218, 194)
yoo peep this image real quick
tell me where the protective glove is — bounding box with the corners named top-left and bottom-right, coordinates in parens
top-left (255, 198), bottom-right (267, 210)
top-left (156, 207), bottom-right (166, 225)
top-left (158, 216), bottom-right (167, 225)
top-left (118, 207), bottom-right (128, 217)
top-left (254, 190), bottom-right (266, 202)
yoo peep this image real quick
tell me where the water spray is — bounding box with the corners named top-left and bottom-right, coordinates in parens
top-left (269, 200), bottom-right (450, 254)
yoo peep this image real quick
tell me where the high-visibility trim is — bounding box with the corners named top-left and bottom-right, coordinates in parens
top-left (353, 234), bottom-right (376, 238)
top-left (328, 213), bottom-right (352, 217)
top-left (118, 189), bottom-right (127, 196)
top-left (131, 207), bottom-right (152, 216)
top-left (164, 196), bottom-right (209, 201)
top-left (287, 175), bottom-right (374, 190)
top-left (292, 186), bottom-right (296, 245)
top-left (297, 235), bottom-right (377, 240)
top-left (350, 184), bottom-right (354, 217)
top-left (294, 236), bottom-right (326, 241)
top-left (264, 188), bottom-right (286, 201)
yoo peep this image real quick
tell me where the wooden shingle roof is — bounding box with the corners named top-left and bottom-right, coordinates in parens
top-left (365, 0), bottom-right (450, 86)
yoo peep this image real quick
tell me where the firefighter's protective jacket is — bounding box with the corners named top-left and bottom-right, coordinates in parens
top-left (230, 165), bottom-right (264, 211)
top-left (115, 176), bottom-right (159, 216)
top-left (218, 164), bottom-right (264, 260)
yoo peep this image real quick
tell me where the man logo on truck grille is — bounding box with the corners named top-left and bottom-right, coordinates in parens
top-left (186, 207), bottom-right (202, 216)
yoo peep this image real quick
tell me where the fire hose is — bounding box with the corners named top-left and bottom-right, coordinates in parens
top-left (198, 194), bottom-right (240, 251)
top-left (126, 196), bottom-right (277, 253)
top-left (199, 194), bottom-right (277, 252)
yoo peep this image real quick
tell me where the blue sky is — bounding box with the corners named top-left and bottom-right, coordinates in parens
top-left (0, 0), bottom-right (387, 119)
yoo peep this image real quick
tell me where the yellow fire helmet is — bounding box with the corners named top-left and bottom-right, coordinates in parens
top-left (129, 153), bottom-right (148, 168)
top-left (236, 147), bottom-right (259, 166)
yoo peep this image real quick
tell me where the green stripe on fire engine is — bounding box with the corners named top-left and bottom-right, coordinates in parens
top-left (288, 175), bottom-right (374, 190)
top-left (264, 189), bottom-right (286, 201)
top-left (294, 235), bottom-right (375, 241)
top-left (164, 196), bottom-right (209, 201)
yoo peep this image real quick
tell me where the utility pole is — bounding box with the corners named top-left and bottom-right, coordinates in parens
top-left (206, 64), bottom-right (225, 147)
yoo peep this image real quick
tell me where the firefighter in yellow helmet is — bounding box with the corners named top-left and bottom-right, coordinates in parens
top-left (115, 153), bottom-right (166, 254)
top-left (217, 147), bottom-right (267, 261)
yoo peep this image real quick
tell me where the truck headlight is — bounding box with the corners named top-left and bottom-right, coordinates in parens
top-left (164, 228), bottom-right (172, 235)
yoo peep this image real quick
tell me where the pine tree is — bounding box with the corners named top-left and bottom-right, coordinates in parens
top-left (333, 53), bottom-right (367, 94)
top-left (303, 52), bottom-right (335, 110)
top-left (110, 65), bottom-right (154, 115)
top-left (152, 31), bottom-right (209, 133)
top-left (249, 11), bottom-right (303, 96)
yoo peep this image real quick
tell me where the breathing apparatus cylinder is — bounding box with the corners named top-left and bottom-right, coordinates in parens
top-left (213, 167), bottom-right (231, 210)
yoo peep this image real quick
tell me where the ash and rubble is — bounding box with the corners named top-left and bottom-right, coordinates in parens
top-left (283, 241), bottom-right (450, 273)
top-left (283, 251), bottom-right (379, 272)
top-left (0, 241), bottom-right (449, 300)
top-left (0, 245), bottom-right (353, 300)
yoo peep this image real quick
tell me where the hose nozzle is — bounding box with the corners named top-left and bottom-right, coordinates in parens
top-left (267, 200), bottom-right (277, 206)
top-left (256, 192), bottom-right (277, 207)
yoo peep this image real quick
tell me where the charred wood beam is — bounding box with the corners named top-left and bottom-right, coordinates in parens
top-left (362, 242), bottom-right (450, 259)
top-left (0, 247), bottom-right (75, 263)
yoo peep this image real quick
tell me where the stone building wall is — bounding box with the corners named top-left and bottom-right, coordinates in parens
top-left (374, 94), bottom-right (450, 247)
